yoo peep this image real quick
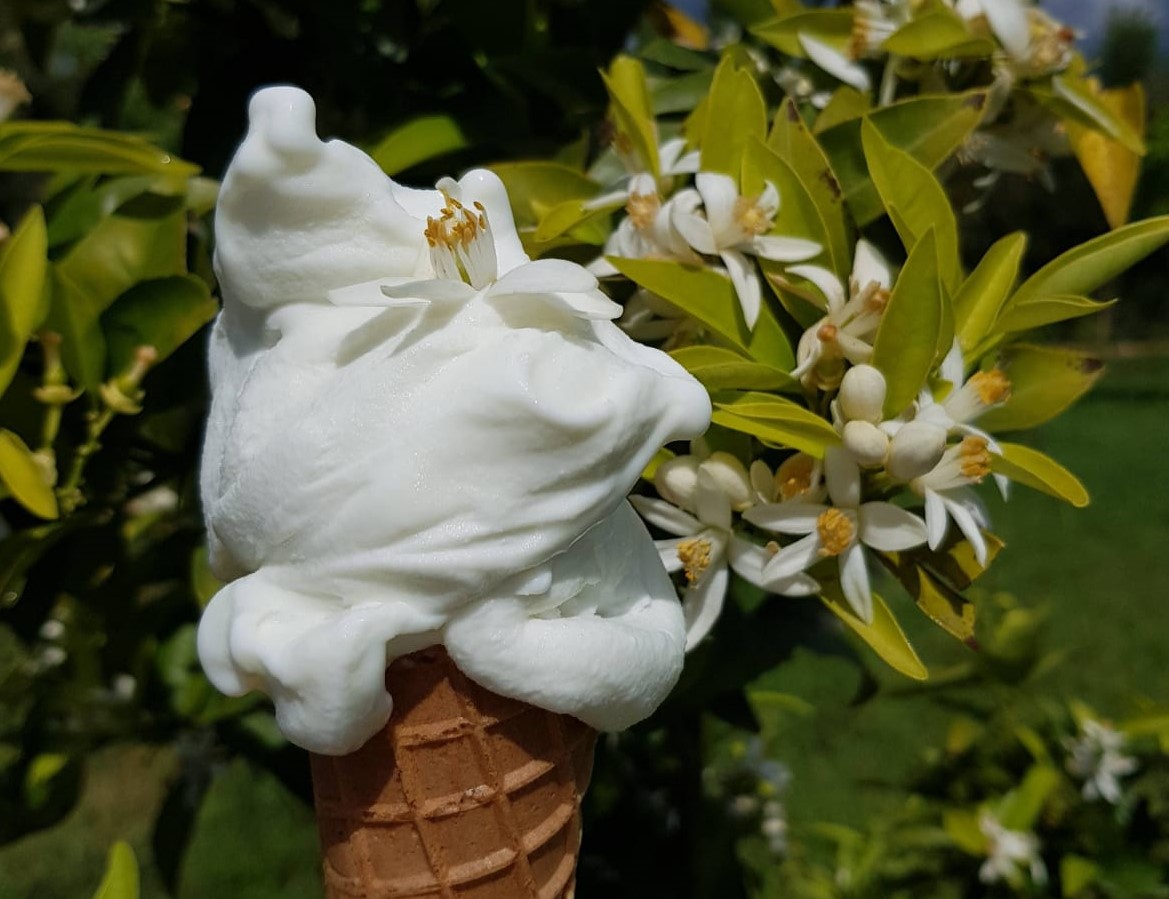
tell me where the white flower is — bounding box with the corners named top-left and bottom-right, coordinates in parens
top-left (589, 173), bottom-right (698, 277)
top-left (977, 810), bottom-right (1047, 886)
top-left (0, 70), bottom-right (31, 123)
top-left (953, 0), bottom-right (1032, 61)
top-left (586, 136), bottom-right (701, 209)
top-left (797, 0), bottom-right (912, 93)
top-left (380, 176), bottom-right (622, 320)
top-left (631, 453), bottom-right (818, 649)
top-left (744, 448), bottom-right (928, 622)
top-left (910, 436), bottom-right (995, 564)
top-left (787, 240), bottom-right (892, 390)
top-left (1065, 720), bottom-right (1139, 804)
top-left (671, 172), bottom-right (822, 329)
top-left (750, 453), bottom-right (826, 506)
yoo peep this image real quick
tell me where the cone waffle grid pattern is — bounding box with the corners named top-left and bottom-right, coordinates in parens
top-left (311, 648), bottom-right (595, 898)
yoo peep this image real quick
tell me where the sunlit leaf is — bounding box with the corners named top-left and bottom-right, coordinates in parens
top-left (369, 114), bottom-right (468, 176)
top-left (490, 162), bottom-right (601, 231)
top-left (991, 294), bottom-right (1115, 336)
top-left (712, 391), bottom-right (841, 456)
top-left (1032, 65), bottom-right (1146, 155)
top-left (943, 809), bottom-right (987, 854)
top-left (742, 138), bottom-right (830, 264)
top-left (995, 764), bottom-right (1059, 831)
top-left (0, 121), bottom-right (199, 177)
top-left (751, 9), bottom-right (854, 57)
top-left (0, 428), bottom-right (57, 519)
top-left (883, 10), bottom-right (995, 59)
top-left (821, 589), bottom-right (929, 681)
top-left (871, 230), bottom-right (944, 417)
top-left (991, 443), bottom-right (1089, 508)
top-left (812, 86), bottom-right (871, 133)
top-left (953, 231), bottom-right (1027, 354)
top-left (601, 56), bottom-right (660, 177)
top-left (1066, 81), bottom-right (1145, 229)
top-left (533, 198), bottom-right (617, 245)
top-left (0, 206), bottom-right (48, 395)
top-left (1061, 855), bottom-right (1100, 898)
top-left (896, 559), bottom-right (976, 646)
top-left (979, 344), bottom-right (1103, 432)
top-left (92, 841), bottom-right (139, 899)
top-left (700, 55), bottom-right (767, 179)
top-left (102, 275), bottom-right (218, 375)
top-left (669, 345), bottom-right (794, 391)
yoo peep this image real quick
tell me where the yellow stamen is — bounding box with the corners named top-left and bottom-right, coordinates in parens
top-left (969, 369), bottom-right (1011, 406)
top-left (734, 196), bottom-right (772, 236)
top-left (626, 191), bottom-right (661, 230)
top-left (775, 454), bottom-right (816, 501)
top-left (959, 436), bottom-right (992, 481)
top-left (677, 538), bottom-right (714, 584)
top-left (816, 508), bottom-right (855, 557)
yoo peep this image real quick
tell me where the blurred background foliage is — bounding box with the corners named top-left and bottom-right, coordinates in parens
top-left (0, 0), bottom-right (1168, 897)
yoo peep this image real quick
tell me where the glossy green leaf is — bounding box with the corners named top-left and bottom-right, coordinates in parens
top-left (669, 345), bottom-right (794, 391)
top-left (821, 589), bottom-right (929, 681)
top-left (712, 391), bottom-right (841, 456)
top-left (992, 294), bottom-right (1115, 336)
top-left (751, 9), bottom-right (854, 57)
top-left (490, 162), bottom-right (600, 231)
top-left (0, 206), bottom-right (48, 395)
top-left (766, 100), bottom-right (850, 277)
top-left (991, 443), bottom-right (1089, 508)
top-left (532, 198), bottom-right (616, 245)
top-left (812, 87), bottom-right (871, 133)
top-left (861, 120), bottom-right (961, 291)
top-left (1061, 855), bottom-right (1100, 898)
top-left (883, 11), bottom-right (995, 59)
top-left (0, 428), bottom-right (57, 519)
top-left (1010, 215), bottom-right (1169, 306)
top-left (996, 764), bottom-right (1059, 831)
top-left (953, 231), bottom-right (1027, 354)
top-left (699, 55), bottom-right (767, 179)
top-left (898, 559), bottom-right (976, 647)
top-left (979, 344), bottom-right (1103, 432)
top-left (601, 56), bottom-right (660, 177)
top-left (92, 841), bottom-right (139, 899)
top-left (871, 230), bottom-right (944, 417)
top-left (369, 115), bottom-right (468, 176)
top-left (102, 275), bottom-right (217, 375)
top-left (606, 257), bottom-right (795, 369)
top-left (1044, 71), bottom-right (1146, 155)
top-left (0, 121), bottom-right (199, 177)
top-left (819, 91), bottom-right (987, 225)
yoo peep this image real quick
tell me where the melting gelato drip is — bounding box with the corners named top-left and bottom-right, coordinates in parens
top-left (198, 86), bottom-right (712, 755)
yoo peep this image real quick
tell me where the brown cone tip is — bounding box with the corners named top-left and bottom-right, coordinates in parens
top-left (311, 646), bottom-right (597, 898)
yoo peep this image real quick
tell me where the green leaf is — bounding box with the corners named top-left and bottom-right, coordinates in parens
top-left (943, 809), bottom-right (987, 855)
top-left (700, 55), bottom-right (767, 179)
top-left (979, 344), bottom-right (1103, 432)
top-left (861, 120), bottom-right (961, 291)
top-left (883, 11), bottom-right (995, 59)
top-left (871, 230), bottom-right (944, 417)
top-left (895, 559), bottom-right (976, 647)
top-left (368, 115), bottom-right (468, 176)
top-left (953, 231), bottom-right (1027, 354)
top-left (102, 275), bottom-right (217, 375)
top-left (532, 198), bottom-right (616, 245)
top-left (1039, 71), bottom-right (1147, 155)
top-left (1061, 855), bottom-right (1100, 898)
top-left (742, 138), bottom-right (830, 261)
top-left (996, 764), bottom-right (1059, 831)
top-left (820, 91), bottom-right (987, 225)
top-left (669, 345), bottom-right (794, 391)
top-left (0, 206), bottom-right (48, 395)
top-left (489, 162), bottom-right (600, 231)
top-left (991, 294), bottom-right (1115, 336)
top-left (0, 121), bottom-right (199, 177)
top-left (606, 257), bottom-right (795, 369)
top-left (712, 391), bottom-right (841, 456)
top-left (812, 87), bottom-right (872, 133)
top-left (752, 9), bottom-right (854, 57)
top-left (601, 56), bottom-right (660, 177)
top-left (1010, 215), bottom-right (1169, 306)
top-left (0, 428), bottom-right (57, 519)
top-left (991, 443), bottom-right (1089, 508)
top-left (92, 841), bottom-right (139, 899)
top-left (821, 590), bottom-right (929, 681)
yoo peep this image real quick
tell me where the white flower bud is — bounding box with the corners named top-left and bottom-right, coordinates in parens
top-left (886, 421), bottom-right (947, 482)
top-left (842, 420), bottom-right (889, 468)
top-left (699, 452), bottom-right (754, 511)
top-left (838, 364), bottom-right (886, 423)
top-left (654, 455), bottom-right (701, 510)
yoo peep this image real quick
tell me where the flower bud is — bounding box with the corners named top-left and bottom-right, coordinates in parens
top-left (842, 420), bottom-right (889, 468)
top-left (886, 421), bottom-right (947, 482)
top-left (838, 364), bottom-right (886, 424)
top-left (655, 455), bottom-right (701, 510)
top-left (700, 452), bottom-right (754, 511)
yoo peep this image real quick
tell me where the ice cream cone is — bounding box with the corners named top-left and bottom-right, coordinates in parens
top-left (310, 646), bottom-right (597, 898)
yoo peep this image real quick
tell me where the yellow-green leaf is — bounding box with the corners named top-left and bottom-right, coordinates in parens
top-left (1012, 215), bottom-right (1169, 306)
top-left (669, 345), bottom-right (794, 391)
top-left (1066, 82), bottom-right (1145, 230)
top-left (979, 344), bottom-right (1103, 432)
top-left (92, 841), bottom-right (139, 899)
top-left (533, 198), bottom-right (616, 244)
top-left (861, 119), bottom-right (961, 291)
top-left (700, 55), bottom-right (767, 179)
top-left (0, 206), bottom-right (48, 395)
top-left (991, 294), bottom-right (1115, 336)
top-left (812, 86), bottom-right (871, 133)
top-left (487, 162), bottom-right (600, 231)
top-left (904, 562), bottom-right (976, 646)
top-left (602, 56), bottom-right (660, 177)
top-left (102, 275), bottom-right (217, 375)
top-left (943, 809), bottom-right (987, 855)
top-left (996, 764), bottom-right (1059, 831)
top-left (883, 10), bottom-right (995, 59)
top-left (871, 230), bottom-right (944, 417)
top-left (369, 114), bottom-right (468, 176)
top-left (0, 428), bottom-right (57, 519)
top-left (0, 122), bottom-right (198, 177)
top-left (954, 231), bottom-right (1027, 354)
top-left (1061, 855), bottom-right (1099, 898)
top-left (742, 138), bottom-right (830, 261)
top-left (606, 256), bottom-right (795, 369)
top-left (712, 391), bottom-right (841, 456)
top-left (751, 9), bottom-right (854, 57)
top-left (1041, 67), bottom-right (1146, 155)
top-left (991, 443), bottom-right (1089, 508)
top-left (821, 590), bottom-right (928, 681)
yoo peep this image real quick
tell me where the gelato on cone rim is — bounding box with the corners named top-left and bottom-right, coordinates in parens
top-left (311, 646), bottom-right (596, 898)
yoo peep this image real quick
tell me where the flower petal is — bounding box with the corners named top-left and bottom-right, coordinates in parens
top-left (761, 532), bottom-right (822, 581)
top-left (858, 502), bottom-right (928, 551)
top-left (838, 543), bottom-right (874, 623)
top-left (786, 264), bottom-right (846, 312)
top-left (727, 536), bottom-right (774, 588)
top-left (629, 495), bottom-right (702, 536)
top-left (942, 495), bottom-right (988, 566)
top-left (695, 172), bottom-right (739, 241)
top-left (767, 571), bottom-right (820, 596)
top-left (655, 536), bottom-right (687, 573)
top-left (923, 488), bottom-right (949, 551)
top-left (824, 447), bottom-right (861, 508)
top-left (720, 249), bottom-right (762, 329)
top-left (381, 280), bottom-right (475, 303)
top-left (695, 469), bottom-right (733, 532)
top-left (490, 258), bottom-right (597, 297)
top-left (671, 202), bottom-right (719, 256)
top-left (750, 235), bottom-right (822, 262)
top-left (979, 0), bottom-right (1032, 60)
top-left (545, 289), bottom-right (624, 320)
top-left (742, 502), bottom-right (826, 534)
top-left (683, 562), bottom-right (730, 651)
top-left (798, 33), bottom-right (872, 93)
top-left (852, 238), bottom-right (893, 292)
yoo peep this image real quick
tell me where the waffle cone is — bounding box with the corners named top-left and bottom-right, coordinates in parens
top-left (310, 646), bottom-right (597, 898)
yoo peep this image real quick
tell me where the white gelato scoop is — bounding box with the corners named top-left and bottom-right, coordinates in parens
top-left (197, 86), bottom-right (711, 755)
